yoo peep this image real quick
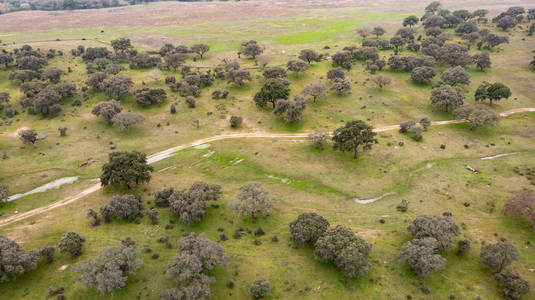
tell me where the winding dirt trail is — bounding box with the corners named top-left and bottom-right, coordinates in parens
top-left (1, 107), bottom-right (534, 227)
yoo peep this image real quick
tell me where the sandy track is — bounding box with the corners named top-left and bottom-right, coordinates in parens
top-left (1, 107), bottom-right (533, 227)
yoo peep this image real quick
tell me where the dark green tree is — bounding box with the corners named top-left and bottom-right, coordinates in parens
top-left (298, 49), bottom-right (321, 64)
top-left (332, 120), bottom-right (378, 159)
top-left (0, 235), bottom-right (40, 283)
top-left (253, 79), bottom-right (290, 108)
top-left (430, 84), bottom-right (465, 112)
top-left (190, 44), bottom-right (210, 59)
top-left (314, 225), bottom-right (372, 278)
top-left (289, 212), bottom-right (330, 245)
top-left (481, 241), bottom-right (520, 273)
top-left (111, 37), bottom-right (133, 53)
top-left (58, 232), bottom-right (85, 258)
top-left (494, 270), bottom-right (531, 300)
top-left (403, 15), bottom-right (419, 27)
top-left (474, 82), bottom-right (511, 106)
top-left (100, 151), bottom-right (153, 189)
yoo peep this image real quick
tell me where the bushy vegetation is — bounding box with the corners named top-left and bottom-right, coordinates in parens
top-left (1, 1), bottom-right (535, 299)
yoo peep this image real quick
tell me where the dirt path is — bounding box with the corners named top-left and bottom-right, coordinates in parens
top-left (1, 107), bottom-right (533, 227)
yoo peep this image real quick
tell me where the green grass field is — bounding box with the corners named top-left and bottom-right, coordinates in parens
top-left (1, 1), bottom-right (535, 299)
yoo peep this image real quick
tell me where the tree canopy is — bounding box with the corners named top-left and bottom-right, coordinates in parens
top-left (332, 120), bottom-right (378, 159)
top-left (100, 151), bottom-right (153, 189)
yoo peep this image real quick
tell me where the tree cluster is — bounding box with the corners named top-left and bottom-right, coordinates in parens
top-left (169, 182), bottom-right (222, 225)
top-left (163, 233), bottom-right (229, 300)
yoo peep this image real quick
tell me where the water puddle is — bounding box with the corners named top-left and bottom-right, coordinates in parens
top-left (480, 152), bottom-right (519, 160)
top-left (158, 166), bottom-right (175, 173)
top-left (7, 177), bottom-right (79, 202)
top-left (233, 159), bottom-right (244, 165)
top-left (202, 151), bottom-right (215, 158)
top-left (266, 174), bottom-right (290, 184)
top-left (354, 192), bottom-right (396, 204)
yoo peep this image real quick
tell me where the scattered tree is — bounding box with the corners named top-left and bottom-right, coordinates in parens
top-left (58, 232), bottom-right (85, 257)
top-left (453, 104), bottom-right (499, 130)
top-left (0, 53), bottom-right (14, 68)
top-left (331, 51), bottom-right (352, 69)
top-left (228, 183), bottom-right (273, 220)
top-left (263, 67), bottom-right (287, 79)
top-left (0, 235), bottom-right (40, 282)
top-left (286, 59), bottom-right (309, 74)
top-left (165, 233), bottom-right (229, 300)
top-left (327, 67), bottom-right (345, 81)
top-left (190, 44), bottom-right (210, 59)
top-left (494, 270), bottom-right (531, 300)
top-left (154, 188), bottom-right (174, 207)
top-left (472, 52), bottom-right (491, 71)
top-left (371, 74), bottom-right (392, 89)
top-left (302, 82), bottom-right (326, 103)
top-left (397, 237), bottom-right (446, 277)
top-left (226, 68), bottom-right (251, 87)
top-left (100, 195), bottom-right (143, 222)
top-left (164, 53), bottom-right (187, 71)
top-left (299, 49), bottom-right (321, 64)
top-left (100, 151), bottom-right (153, 189)
top-left (101, 76), bottom-right (133, 100)
top-left (372, 26), bottom-right (386, 38)
top-left (169, 182), bottom-right (222, 225)
top-left (330, 78), bottom-right (351, 95)
top-left (92, 100), bottom-right (123, 124)
top-left (250, 277), bottom-right (270, 298)
top-left (483, 34), bottom-right (509, 49)
top-left (43, 67), bottom-right (63, 83)
top-left (254, 79), bottom-right (290, 108)
top-left (430, 84), bottom-right (465, 112)
top-left (0, 184), bottom-right (8, 203)
top-left (356, 27), bottom-right (371, 40)
top-left (86, 72), bottom-right (107, 90)
top-left (441, 66), bottom-right (471, 86)
top-left (474, 82), bottom-right (511, 106)
top-left (112, 112), bottom-right (145, 132)
top-left (111, 37), bottom-right (132, 54)
top-left (481, 241), bottom-right (520, 273)
top-left (230, 116), bottom-right (243, 128)
top-left (457, 239), bottom-right (471, 255)
top-left (75, 243), bottom-right (141, 295)
top-left (307, 130), bottom-right (329, 150)
top-left (411, 66), bottom-right (436, 84)
top-left (407, 215), bottom-right (460, 251)
top-left (289, 212), bottom-right (330, 245)
top-left (241, 40), bottom-right (263, 59)
top-left (504, 189), bottom-right (535, 230)
top-left (135, 87), bottom-right (167, 106)
top-left (403, 15), bottom-right (419, 27)
top-left (58, 127), bottom-right (67, 136)
top-left (496, 16), bottom-right (517, 31)
top-left (314, 225), bottom-right (372, 278)
top-left (332, 120), bottom-right (378, 159)
top-left (18, 129), bottom-right (38, 146)
top-left (273, 95), bottom-right (307, 123)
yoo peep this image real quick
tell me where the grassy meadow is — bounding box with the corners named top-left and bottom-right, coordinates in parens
top-left (0, 1), bottom-right (535, 299)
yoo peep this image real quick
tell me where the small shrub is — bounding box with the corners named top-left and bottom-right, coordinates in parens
top-left (250, 277), bottom-right (270, 298)
top-left (230, 115), bottom-right (243, 128)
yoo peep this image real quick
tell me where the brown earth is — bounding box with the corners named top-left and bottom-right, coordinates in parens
top-left (1, 0), bottom-right (534, 33)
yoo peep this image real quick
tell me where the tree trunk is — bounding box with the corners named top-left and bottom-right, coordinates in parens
top-left (489, 99), bottom-right (493, 106)
top-left (354, 147), bottom-right (359, 159)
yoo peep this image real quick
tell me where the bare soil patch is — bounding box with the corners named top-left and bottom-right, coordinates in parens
top-left (2, 0), bottom-right (533, 33)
